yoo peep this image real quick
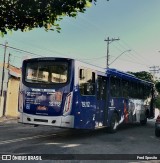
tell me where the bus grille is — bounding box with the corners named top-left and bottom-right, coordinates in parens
top-left (34, 119), bottom-right (48, 123)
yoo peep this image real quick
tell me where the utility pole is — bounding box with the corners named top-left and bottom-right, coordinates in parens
top-left (7, 53), bottom-right (11, 69)
top-left (0, 42), bottom-right (8, 117)
top-left (104, 37), bottom-right (120, 68)
top-left (1, 41), bottom-right (8, 96)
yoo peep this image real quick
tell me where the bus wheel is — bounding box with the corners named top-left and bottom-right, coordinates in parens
top-left (108, 113), bottom-right (119, 133)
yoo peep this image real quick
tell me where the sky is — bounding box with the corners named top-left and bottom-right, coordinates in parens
top-left (1, 0), bottom-right (160, 74)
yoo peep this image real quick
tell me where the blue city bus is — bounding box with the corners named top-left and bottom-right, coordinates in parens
top-left (18, 57), bottom-right (154, 132)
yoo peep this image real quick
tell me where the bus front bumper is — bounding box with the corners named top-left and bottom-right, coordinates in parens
top-left (18, 113), bottom-right (74, 128)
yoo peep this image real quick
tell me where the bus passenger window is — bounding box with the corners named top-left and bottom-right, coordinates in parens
top-left (110, 76), bottom-right (121, 97)
top-left (139, 84), bottom-right (143, 99)
top-left (79, 68), bottom-right (95, 96)
top-left (92, 72), bottom-right (95, 83)
top-left (97, 76), bottom-right (107, 100)
top-left (122, 80), bottom-right (129, 98)
top-left (79, 69), bottom-right (85, 79)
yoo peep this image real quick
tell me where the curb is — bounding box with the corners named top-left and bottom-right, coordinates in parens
top-left (0, 116), bottom-right (18, 124)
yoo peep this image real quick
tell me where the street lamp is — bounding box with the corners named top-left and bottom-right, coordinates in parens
top-left (109, 49), bottom-right (131, 66)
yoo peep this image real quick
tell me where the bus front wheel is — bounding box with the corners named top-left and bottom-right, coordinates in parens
top-left (108, 113), bottom-right (119, 133)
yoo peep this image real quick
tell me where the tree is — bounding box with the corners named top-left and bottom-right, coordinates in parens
top-left (155, 95), bottom-right (160, 109)
top-left (127, 71), bottom-right (154, 83)
top-left (155, 82), bottom-right (160, 110)
top-left (0, 0), bottom-right (97, 36)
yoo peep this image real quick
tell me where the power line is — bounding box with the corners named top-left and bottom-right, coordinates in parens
top-left (149, 66), bottom-right (159, 74)
top-left (118, 58), bottom-right (150, 67)
top-left (120, 39), bottom-right (153, 65)
top-left (149, 66), bottom-right (160, 80)
top-left (106, 42), bottom-right (150, 67)
top-left (6, 34), bottom-right (74, 58)
top-left (109, 50), bottom-right (131, 66)
top-left (0, 43), bottom-right (43, 57)
top-left (103, 39), bottom-right (144, 67)
top-left (78, 55), bottom-right (106, 60)
top-left (115, 41), bottom-right (148, 66)
top-left (109, 40), bottom-right (149, 66)
top-left (110, 43), bottom-right (137, 63)
top-left (0, 40), bottom-right (153, 71)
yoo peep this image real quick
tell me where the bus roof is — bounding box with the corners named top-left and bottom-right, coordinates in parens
top-left (23, 57), bottom-right (74, 62)
top-left (24, 57), bottom-right (153, 86)
top-left (107, 68), bottom-right (153, 86)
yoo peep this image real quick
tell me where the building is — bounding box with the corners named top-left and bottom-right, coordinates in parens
top-left (0, 65), bottom-right (21, 117)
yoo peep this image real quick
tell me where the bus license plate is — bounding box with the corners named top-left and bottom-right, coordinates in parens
top-left (37, 106), bottom-right (48, 111)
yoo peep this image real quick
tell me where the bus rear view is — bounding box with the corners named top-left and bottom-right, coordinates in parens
top-left (19, 57), bottom-right (154, 132)
top-left (18, 58), bottom-right (74, 128)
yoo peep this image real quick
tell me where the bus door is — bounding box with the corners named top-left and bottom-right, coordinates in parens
top-left (96, 76), bottom-right (108, 127)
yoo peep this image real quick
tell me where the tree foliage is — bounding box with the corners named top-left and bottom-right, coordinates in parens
top-left (155, 81), bottom-right (160, 110)
top-left (155, 95), bottom-right (160, 109)
top-left (0, 0), bottom-right (97, 36)
top-left (127, 71), bottom-right (154, 83)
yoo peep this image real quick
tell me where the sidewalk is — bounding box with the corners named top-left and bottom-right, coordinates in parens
top-left (0, 116), bottom-right (18, 124)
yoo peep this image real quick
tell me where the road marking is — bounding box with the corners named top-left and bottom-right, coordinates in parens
top-left (0, 133), bottom-right (56, 145)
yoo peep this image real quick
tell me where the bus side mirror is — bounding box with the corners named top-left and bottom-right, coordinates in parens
top-left (79, 69), bottom-right (85, 79)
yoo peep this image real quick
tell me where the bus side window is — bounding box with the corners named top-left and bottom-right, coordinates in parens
top-left (97, 76), bottom-right (107, 100)
top-left (92, 72), bottom-right (95, 83)
top-left (131, 82), bottom-right (138, 98)
top-left (79, 69), bottom-right (85, 80)
top-left (110, 76), bottom-right (121, 97)
top-left (110, 77), bottom-right (116, 97)
top-left (144, 85), bottom-right (151, 99)
top-left (97, 76), bottom-right (102, 100)
top-left (79, 68), bottom-right (95, 96)
top-left (122, 80), bottom-right (129, 98)
top-left (116, 78), bottom-right (121, 97)
top-left (139, 84), bottom-right (143, 99)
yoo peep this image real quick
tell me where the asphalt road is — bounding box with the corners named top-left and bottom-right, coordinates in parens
top-left (0, 119), bottom-right (160, 163)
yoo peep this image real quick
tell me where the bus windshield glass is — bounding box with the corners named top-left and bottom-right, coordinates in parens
top-left (25, 61), bottom-right (68, 84)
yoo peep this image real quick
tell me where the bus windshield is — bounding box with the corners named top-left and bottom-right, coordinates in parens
top-left (25, 61), bottom-right (68, 84)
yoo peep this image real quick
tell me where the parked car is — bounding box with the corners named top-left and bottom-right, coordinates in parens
top-left (155, 114), bottom-right (160, 137)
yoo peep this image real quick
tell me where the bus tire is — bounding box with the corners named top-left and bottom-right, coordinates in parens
top-left (108, 113), bottom-right (119, 133)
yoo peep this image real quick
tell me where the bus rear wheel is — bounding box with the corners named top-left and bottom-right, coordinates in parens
top-left (108, 113), bottom-right (119, 133)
